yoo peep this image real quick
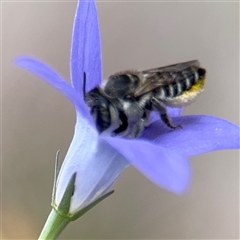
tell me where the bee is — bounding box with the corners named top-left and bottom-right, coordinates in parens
top-left (84, 60), bottom-right (206, 138)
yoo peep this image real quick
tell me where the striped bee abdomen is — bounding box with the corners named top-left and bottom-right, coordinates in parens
top-left (156, 67), bottom-right (206, 100)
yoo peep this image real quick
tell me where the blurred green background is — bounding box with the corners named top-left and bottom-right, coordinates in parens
top-left (2, 1), bottom-right (239, 239)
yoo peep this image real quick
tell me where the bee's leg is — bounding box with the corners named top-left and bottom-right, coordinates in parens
top-left (129, 112), bottom-right (147, 138)
top-left (143, 110), bottom-right (151, 127)
top-left (151, 97), bottom-right (181, 129)
top-left (111, 110), bottom-right (128, 136)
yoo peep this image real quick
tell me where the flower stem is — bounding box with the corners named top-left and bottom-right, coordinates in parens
top-left (38, 208), bottom-right (70, 240)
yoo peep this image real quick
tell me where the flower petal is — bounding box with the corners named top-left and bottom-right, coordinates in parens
top-left (55, 114), bottom-right (129, 213)
top-left (14, 57), bottom-right (89, 115)
top-left (70, 0), bottom-right (102, 94)
top-left (104, 137), bottom-right (190, 194)
top-left (167, 107), bottom-right (183, 117)
top-left (142, 115), bottom-right (240, 156)
top-left (150, 107), bottom-right (183, 124)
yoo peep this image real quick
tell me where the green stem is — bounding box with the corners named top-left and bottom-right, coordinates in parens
top-left (38, 208), bottom-right (70, 240)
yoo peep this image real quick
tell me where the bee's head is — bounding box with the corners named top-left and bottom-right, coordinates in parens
top-left (84, 82), bottom-right (112, 133)
top-left (83, 73), bottom-right (107, 108)
top-left (85, 87), bottom-right (102, 108)
top-left (85, 88), bottom-right (112, 133)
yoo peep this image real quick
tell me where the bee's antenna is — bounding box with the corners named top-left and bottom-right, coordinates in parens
top-left (83, 72), bottom-right (86, 100)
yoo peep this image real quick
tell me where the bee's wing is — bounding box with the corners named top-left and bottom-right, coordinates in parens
top-left (141, 60), bottom-right (199, 74)
top-left (135, 60), bottom-right (200, 97)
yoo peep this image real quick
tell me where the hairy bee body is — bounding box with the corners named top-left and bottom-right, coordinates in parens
top-left (85, 60), bottom-right (206, 138)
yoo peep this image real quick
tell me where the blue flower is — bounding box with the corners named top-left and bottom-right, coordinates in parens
top-left (15, 0), bottom-right (240, 214)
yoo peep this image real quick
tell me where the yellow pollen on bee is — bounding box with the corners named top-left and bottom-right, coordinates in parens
top-left (184, 77), bottom-right (205, 94)
top-left (164, 77), bottom-right (205, 107)
top-left (179, 77), bottom-right (205, 103)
